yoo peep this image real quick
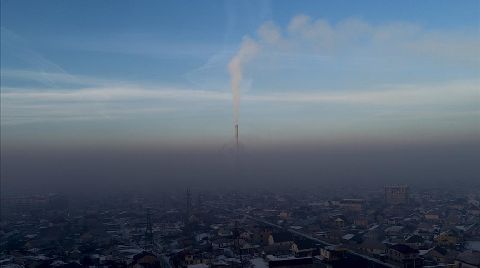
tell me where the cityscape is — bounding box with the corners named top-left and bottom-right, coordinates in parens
top-left (1, 185), bottom-right (479, 267)
top-left (1, 1), bottom-right (479, 267)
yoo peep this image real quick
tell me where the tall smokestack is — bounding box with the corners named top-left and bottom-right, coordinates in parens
top-left (235, 124), bottom-right (239, 151)
top-left (228, 37), bottom-right (259, 154)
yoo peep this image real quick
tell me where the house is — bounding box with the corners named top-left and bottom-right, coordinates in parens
top-left (239, 243), bottom-right (260, 255)
top-left (218, 228), bottom-right (233, 237)
top-left (211, 255), bottom-right (240, 268)
top-left (454, 250), bottom-right (480, 268)
top-left (404, 234), bottom-right (425, 249)
top-left (333, 217), bottom-right (345, 229)
top-left (466, 205), bottom-right (480, 216)
top-left (278, 211), bottom-right (290, 220)
top-left (268, 232), bottom-right (294, 246)
top-left (291, 240), bottom-right (317, 257)
top-left (341, 233), bottom-right (363, 245)
top-left (353, 217), bottom-right (368, 228)
top-left (423, 246), bottom-right (456, 265)
top-left (319, 245), bottom-right (346, 262)
top-left (339, 199), bottom-right (364, 212)
top-left (131, 251), bottom-right (160, 268)
top-left (424, 210), bottom-right (441, 221)
top-left (253, 227), bottom-right (272, 246)
top-left (386, 217), bottom-right (402, 225)
top-left (212, 238), bottom-right (233, 250)
top-left (317, 245), bottom-right (375, 267)
top-left (415, 228), bottom-right (434, 242)
top-left (171, 250), bottom-right (212, 268)
top-left (384, 226), bottom-right (404, 238)
top-left (264, 232), bottom-right (296, 255)
top-left (358, 238), bottom-right (386, 256)
top-left (364, 224), bottom-right (385, 241)
top-left (195, 233), bottom-right (210, 242)
top-left (264, 243), bottom-right (295, 256)
top-left (267, 256), bottom-right (313, 268)
top-left (387, 244), bottom-right (420, 267)
top-left (435, 230), bottom-right (461, 247)
top-left (465, 223), bottom-right (480, 238)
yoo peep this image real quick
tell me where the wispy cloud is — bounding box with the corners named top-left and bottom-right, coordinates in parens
top-left (2, 69), bottom-right (478, 124)
top-left (1, 69), bottom-right (115, 88)
top-left (262, 15), bottom-right (480, 65)
top-left (1, 28), bottom-right (70, 81)
top-left (3, 70), bottom-right (477, 104)
top-left (1, 86), bottom-right (230, 102)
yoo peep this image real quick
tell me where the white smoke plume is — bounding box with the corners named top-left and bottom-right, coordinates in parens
top-left (226, 14), bottom-right (479, 137)
top-left (228, 36), bottom-right (259, 126)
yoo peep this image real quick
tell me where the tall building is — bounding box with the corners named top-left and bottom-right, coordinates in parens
top-left (385, 185), bottom-right (409, 205)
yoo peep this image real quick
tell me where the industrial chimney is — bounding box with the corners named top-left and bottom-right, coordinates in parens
top-left (235, 124), bottom-right (239, 151)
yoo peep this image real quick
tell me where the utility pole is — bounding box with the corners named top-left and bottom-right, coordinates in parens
top-left (185, 188), bottom-right (192, 235)
top-left (234, 220), bottom-right (244, 268)
top-left (145, 208), bottom-right (154, 250)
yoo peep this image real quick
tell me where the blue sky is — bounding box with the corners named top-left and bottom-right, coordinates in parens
top-left (1, 0), bottom-right (479, 147)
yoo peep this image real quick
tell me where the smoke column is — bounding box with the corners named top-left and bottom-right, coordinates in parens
top-left (228, 36), bottom-right (259, 149)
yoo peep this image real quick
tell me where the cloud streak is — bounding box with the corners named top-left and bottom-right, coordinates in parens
top-left (260, 15), bottom-right (480, 65)
top-left (2, 72), bottom-right (477, 105)
top-left (2, 68), bottom-right (478, 124)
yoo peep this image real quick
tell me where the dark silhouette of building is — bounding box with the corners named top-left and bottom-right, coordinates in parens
top-left (385, 185), bottom-right (409, 205)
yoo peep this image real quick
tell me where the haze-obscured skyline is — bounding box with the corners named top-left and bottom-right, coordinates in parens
top-left (1, 0), bottom-right (479, 148)
top-left (3, 3), bottom-right (480, 266)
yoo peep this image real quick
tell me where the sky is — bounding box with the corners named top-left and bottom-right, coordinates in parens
top-left (1, 0), bottom-right (479, 148)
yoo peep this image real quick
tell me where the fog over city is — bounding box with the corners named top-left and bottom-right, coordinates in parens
top-left (2, 141), bottom-right (479, 195)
